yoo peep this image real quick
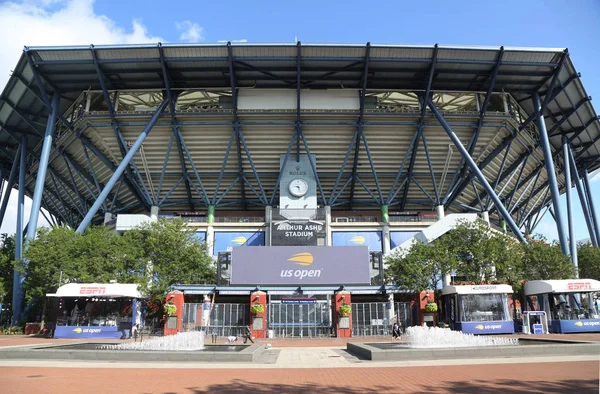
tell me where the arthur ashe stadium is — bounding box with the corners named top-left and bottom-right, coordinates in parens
top-left (1, 42), bottom-right (599, 338)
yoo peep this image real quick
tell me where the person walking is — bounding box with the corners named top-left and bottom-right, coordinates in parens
top-left (243, 325), bottom-right (255, 344)
top-left (392, 322), bottom-right (401, 341)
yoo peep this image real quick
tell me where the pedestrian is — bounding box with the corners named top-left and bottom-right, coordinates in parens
top-left (392, 322), bottom-right (400, 341)
top-left (243, 325), bottom-right (255, 344)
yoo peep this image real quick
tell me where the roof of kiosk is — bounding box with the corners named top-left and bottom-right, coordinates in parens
top-left (524, 279), bottom-right (600, 295)
top-left (46, 283), bottom-right (143, 298)
top-left (441, 284), bottom-right (514, 295)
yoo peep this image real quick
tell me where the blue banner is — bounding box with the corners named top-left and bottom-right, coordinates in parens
top-left (192, 232), bottom-right (206, 243)
top-left (457, 321), bottom-right (515, 334)
top-left (54, 326), bottom-right (125, 339)
top-left (213, 231), bottom-right (265, 256)
top-left (332, 231), bottom-right (382, 251)
top-left (554, 319), bottom-right (600, 333)
top-left (390, 231), bottom-right (419, 248)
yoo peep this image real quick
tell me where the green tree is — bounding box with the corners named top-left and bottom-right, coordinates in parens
top-left (0, 234), bottom-right (15, 313)
top-left (577, 242), bottom-right (600, 280)
top-left (520, 235), bottom-right (576, 281)
top-left (127, 218), bottom-right (216, 294)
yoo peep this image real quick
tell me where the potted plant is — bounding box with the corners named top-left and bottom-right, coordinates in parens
top-left (338, 303), bottom-right (352, 316)
top-left (163, 302), bottom-right (177, 316)
top-left (250, 303), bottom-right (264, 315)
top-left (424, 302), bottom-right (438, 313)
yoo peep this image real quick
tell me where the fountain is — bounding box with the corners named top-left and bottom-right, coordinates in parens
top-left (102, 330), bottom-right (205, 351)
top-left (403, 326), bottom-right (518, 348)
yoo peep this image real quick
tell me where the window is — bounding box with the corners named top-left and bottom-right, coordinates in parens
top-left (457, 294), bottom-right (510, 322)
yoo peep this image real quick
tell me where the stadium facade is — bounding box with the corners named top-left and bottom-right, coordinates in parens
top-left (1, 43), bottom-right (599, 336)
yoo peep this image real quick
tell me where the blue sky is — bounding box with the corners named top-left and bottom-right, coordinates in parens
top-left (0, 0), bottom-right (599, 241)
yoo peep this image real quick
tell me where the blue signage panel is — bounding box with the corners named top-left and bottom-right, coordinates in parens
top-left (282, 298), bottom-right (317, 304)
top-left (231, 246), bottom-right (370, 285)
top-left (332, 231), bottom-right (382, 252)
top-left (192, 232), bottom-right (206, 243)
top-left (213, 231), bottom-right (265, 256)
top-left (557, 319), bottom-right (600, 333)
top-left (54, 326), bottom-right (124, 339)
top-left (457, 321), bottom-right (515, 335)
top-left (390, 231), bottom-right (419, 248)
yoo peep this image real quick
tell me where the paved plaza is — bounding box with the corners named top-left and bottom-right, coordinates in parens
top-left (0, 335), bottom-right (598, 393)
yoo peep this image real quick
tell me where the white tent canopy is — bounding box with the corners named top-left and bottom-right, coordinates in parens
top-left (442, 284), bottom-right (514, 295)
top-left (524, 279), bottom-right (600, 296)
top-left (46, 283), bottom-right (143, 298)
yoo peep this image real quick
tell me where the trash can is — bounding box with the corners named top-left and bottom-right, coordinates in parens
top-left (267, 329), bottom-right (274, 338)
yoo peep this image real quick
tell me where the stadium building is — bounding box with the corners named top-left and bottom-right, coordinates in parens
top-left (1, 43), bottom-right (599, 337)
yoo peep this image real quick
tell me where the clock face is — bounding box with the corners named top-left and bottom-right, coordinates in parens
top-left (288, 178), bottom-right (308, 197)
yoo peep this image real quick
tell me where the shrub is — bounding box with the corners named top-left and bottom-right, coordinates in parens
top-left (338, 303), bottom-right (352, 316)
top-left (424, 302), bottom-right (438, 313)
top-left (163, 302), bottom-right (177, 316)
top-left (250, 303), bottom-right (265, 315)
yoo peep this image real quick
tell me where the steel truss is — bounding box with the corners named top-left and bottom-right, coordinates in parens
top-left (0, 43), bottom-right (598, 263)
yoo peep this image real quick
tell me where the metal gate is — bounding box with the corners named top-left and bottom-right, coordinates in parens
top-left (351, 302), bottom-right (389, 336)
top-left (351, 302), bottom-right (414, 336)
top-left (182, 303), bottom-right (250, 337)
top-left (395, 302), bottom-right (414, 332)
top-left (269, 301), bottom-right (331, 338)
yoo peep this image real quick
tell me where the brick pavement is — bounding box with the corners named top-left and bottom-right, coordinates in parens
top-left (1, 361), bottom-right (598, 394)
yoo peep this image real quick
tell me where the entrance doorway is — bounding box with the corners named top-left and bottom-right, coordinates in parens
top-left (268, 296), bottom-right (331, 338)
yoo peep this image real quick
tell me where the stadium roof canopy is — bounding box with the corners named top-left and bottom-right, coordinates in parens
top-left (0, 43), bottom-right (599, 234)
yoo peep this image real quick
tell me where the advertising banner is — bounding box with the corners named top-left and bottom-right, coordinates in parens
top-left (332, 232), bottom-right (382, 251)
top-left (271, 221), bottom-right (325, 246)
top-left (231, 246), bottom-right (370, 285)
top-left (457, 321), bottom-right (515, 334)
top-left (54, 325), bottom-right (124, 339)
top-left (557, 319), bottom-right (600, 333)
top-left (390, 231), bottom-right (419, 248)
top-left (213, 231), bottom-right (264, 256)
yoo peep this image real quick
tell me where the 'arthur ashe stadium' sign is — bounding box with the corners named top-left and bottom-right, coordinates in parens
top-left (271, 221), bottom-right (325, 246)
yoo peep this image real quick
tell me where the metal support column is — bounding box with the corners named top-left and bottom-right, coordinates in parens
top-left (583, 169), bottom-right (600, 246)
top-left (26, 92), bottom-right (60, 242)
top-left (563, 137), bottom-right (577, 274)
top-left (533, 93), bottom-right (569, 254)
top-left (0, 148), bottom-right (20, 227)
top-left (428, 99), bottom-right (527, 244)
top-left (568, 147), bottom-right (599, 247)
top-left (76, 99), bottom-right (168, 233)
top-left (12, 136), bottom-right (27, 324)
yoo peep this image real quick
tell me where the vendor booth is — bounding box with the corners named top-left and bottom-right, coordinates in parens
top-left (442, 284), bottom-right (515, 334)
top-left (524, 279), bottom-right (600, 334)
top-left (47, 283), bottom-right (144, 339)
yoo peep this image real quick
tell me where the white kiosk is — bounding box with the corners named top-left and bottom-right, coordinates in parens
top-left (47, 283), bottom-right (144, 339)
top-left (442, 284), bottom-right (515, 334)
top-left (524, 279), bottom-right (600, 334)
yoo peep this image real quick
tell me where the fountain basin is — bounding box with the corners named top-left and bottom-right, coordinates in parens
top-left (347, 339), bottom-right (600, 361)
top-left (0, 342), bottom-right (266, 362)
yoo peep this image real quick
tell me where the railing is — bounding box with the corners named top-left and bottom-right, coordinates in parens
top-left (272, 208), bottom-right (326, 221)
top-left (214, 217), bottom-right (265, 223)
top-left (333, 216), bottom-right (378, 223)
top-left (389, 215), bottom-right (437, 223)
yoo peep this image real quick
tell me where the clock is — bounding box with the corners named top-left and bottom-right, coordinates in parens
top-left (288, 178), bottom-right (308, 197)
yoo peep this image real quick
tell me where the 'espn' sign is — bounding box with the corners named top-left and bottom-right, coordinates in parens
top-left (79, 286), bottom-right (106, 295)
top-left (567, 282), bottom-right (591, 291)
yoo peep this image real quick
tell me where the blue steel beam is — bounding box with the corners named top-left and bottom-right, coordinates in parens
top-left (158, 44), bottom-right (194, 210)
top-left (299, 132), bottom-right (327, 206)
top-left (12, 136), bottom-right (27, 324)
top-left (486, 141), bottom-right (513, 209)
top-left (583, 169), bottom-right (600, 245)
top-left (445, 48), bottom-right (505, 204)
top-left (0, 147), bottom-right (20, 227)
top-left (62, 155), bottom-right (88, 214)
top-left (25, 92), bottom-right (60, 244)
top-left (155, 128), bottom-right (175, 204)
top-left (76, 98), bottom-right (168, 233)
top-left (81, 145), bottom-right (107, 212)
top-left (329, 128), bottom-right (359, 205)
top-left (349, 43), bottom-right (372, 210)
top-left (568, 147), bottom-right (598, 247)
top-left (563, 137), bottom-right (578, 270)
top-left (386, 131), bottom-right (419, 205)
top-left (109, 179), bottom-right (123, 212)
top-left (175, 129), bottom-right (211, 206)
top-left (228, 43), bottom-right (247, 209)
top-left (427, 98), bottom-right (527, 244)
top-left (90, 46), bottom-right (152, 209)
top-left (533, 92), bottom-right (569, 254)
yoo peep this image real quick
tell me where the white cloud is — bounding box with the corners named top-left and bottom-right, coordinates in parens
top-left (1, 184), bottom-right (52, 236)
top-left (176, 20), bottom-right (203, 43)
top-left (217, 39), bottom-right (248, 43)
top-left (0, 0), bottom-right (164, 88)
